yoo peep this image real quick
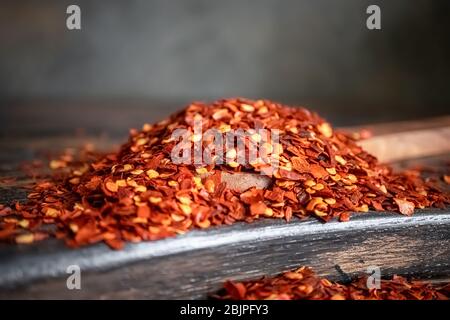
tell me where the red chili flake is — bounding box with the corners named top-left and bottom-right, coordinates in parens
top-left (105, 238), bottom-right (125, 250)
top-left (394, 198), bottom-right (415, 216)
top-left (0, 226), bottom-right (17, 240)
top-left (291, 156), bottom-right (310, 172)
top-left (223, 281), bottom-right (247, 300)
top-left (309, 164), bottom-right (328, 179)
top-left (339, 212), bottom-right (351, 222)
top-left (250, 201), bottom-right (268, 216)
top-left (0, 98), bottom-right (448, 249)
top-left (214, 266), bottom-right (450, 300)
top-left (0, 177), bottom-right (17, 185)
top-left (0, 205), bottom-right (12, 217)
top-left (444, 175), bottom-right (450, 184)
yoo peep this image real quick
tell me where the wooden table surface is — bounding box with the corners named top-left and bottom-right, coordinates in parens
top-left (0, 104), bottom-right (449, 299)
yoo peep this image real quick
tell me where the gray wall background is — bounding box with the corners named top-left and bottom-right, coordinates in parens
top-left (0, 0), bottom-right (449, 124)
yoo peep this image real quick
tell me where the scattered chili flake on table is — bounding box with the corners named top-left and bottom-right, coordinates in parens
top-left (0, 98), bottom-right (448, 249)
top-left (214, 266), bottom-right (450, 300)
top-left (444, 175), bottom-right (450, 184)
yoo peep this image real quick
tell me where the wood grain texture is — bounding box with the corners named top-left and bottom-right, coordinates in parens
top-left (0, 210), bottom-right (449, 299)
top-left (0, 114), bottom-right (449, 299)
top-left (0, 153), bottom-right (449, 299)
top-left (357, 118), bottom-right (450, 162)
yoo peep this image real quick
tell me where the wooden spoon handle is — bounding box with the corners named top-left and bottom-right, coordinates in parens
top-left (359, 126), bottom-right (450, 163)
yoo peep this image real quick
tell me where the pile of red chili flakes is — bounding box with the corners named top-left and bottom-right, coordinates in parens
top-left (215, 266), bottom-right (450, 300)
top-left (0, 98), bottom-right (448, 249)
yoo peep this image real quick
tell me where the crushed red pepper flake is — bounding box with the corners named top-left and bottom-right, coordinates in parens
top-left (394, 198), bottom-right (415, 216)
top-left (444, 175), bottom-right (450, 184)
top-left (214, 266), bottom-right (450, 300)
top-left (0, 98), bottom-right (449, 249)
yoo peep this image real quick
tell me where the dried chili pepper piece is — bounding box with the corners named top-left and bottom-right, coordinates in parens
top-left (394, 198), bottom-right (415, 216)
top-left (214, 266), bottom-right (450, 300)
top-left (0, 98), bottom-right (448, 249)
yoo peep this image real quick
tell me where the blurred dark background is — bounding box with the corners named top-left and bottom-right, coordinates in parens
top-left (0, 0), bottom-right (449, 137)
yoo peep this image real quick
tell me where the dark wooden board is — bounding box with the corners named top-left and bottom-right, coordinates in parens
top-left (0, 209), bottom-right (449, 299)
top-left (0, 109), bottom-right (449, 299)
